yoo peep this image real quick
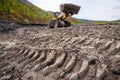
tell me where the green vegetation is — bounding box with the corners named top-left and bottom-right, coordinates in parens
top-left (67, 17), bottom-right (81, 25)
top-left (94, 21), bottom-right (107, 25)
top-left (111, 20), bottom-right (120, 24)
top-left (79, 19), bottom-right (92, 24)
top-left (67, 18), bottom-right (108, 25)
top-left (0, 0), bottom-right (50, 24)
top-left (78, 19), bottom-right (108, 25)
top-left (69, 18), bottom-right (120, 25)
top-left (78, 19), bottom-right (120, 25)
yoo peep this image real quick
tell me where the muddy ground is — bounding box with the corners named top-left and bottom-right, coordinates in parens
top-left (0, 23), bottom-right (120, 80)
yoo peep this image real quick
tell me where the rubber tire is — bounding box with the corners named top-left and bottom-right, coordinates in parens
top-left (64, 20), bottom-right (71, 27)
top-left (48, 20), bottom-right (54, 29)
top-left (54, 20), bottom-right (61, 28)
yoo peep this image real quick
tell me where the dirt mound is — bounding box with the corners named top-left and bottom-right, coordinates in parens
top-left (0, 24), bottom-right (120, 80)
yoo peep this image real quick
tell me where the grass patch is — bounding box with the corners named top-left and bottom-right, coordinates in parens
top-left (94, 21), bottom-right (107, 25)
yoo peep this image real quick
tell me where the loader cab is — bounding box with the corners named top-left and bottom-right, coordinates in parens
top-left (51, 12), bottom-right (60, 21)
top-left (54, 12), bottom-right (60, 18)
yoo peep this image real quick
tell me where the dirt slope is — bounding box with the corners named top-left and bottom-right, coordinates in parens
top-left (0, 24), bottom-right (120, 80)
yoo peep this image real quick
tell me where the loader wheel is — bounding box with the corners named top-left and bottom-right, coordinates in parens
top-left (64, 20), bottom-right (71, 27)
top-left (54, 20), bottom-right (60, 28)
top-left (48, 20), bottom-right (54, 29)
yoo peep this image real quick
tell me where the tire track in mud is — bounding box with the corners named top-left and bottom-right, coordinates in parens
top-left (0, 36), bottom-right (120, 80)
top-left (0, 25), bottom-right (120, 80)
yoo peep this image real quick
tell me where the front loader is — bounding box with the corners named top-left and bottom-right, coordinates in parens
top-left (48, 3), bottom-right (81, 28)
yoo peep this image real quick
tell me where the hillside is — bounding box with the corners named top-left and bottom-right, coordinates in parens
top-left (77, 19), bottom-right (108, 25)
top-left (111, 20), bottom-right (120, 24)
top-left (67, 18), bottom-right (108, 25)
top-left (0, 0), bottom-right (50, 24)
top-left (78, 19), bottom-right (120, 25)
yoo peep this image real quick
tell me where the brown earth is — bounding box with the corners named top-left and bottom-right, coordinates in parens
top-left (0, 24), bottom-right (120, 80)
